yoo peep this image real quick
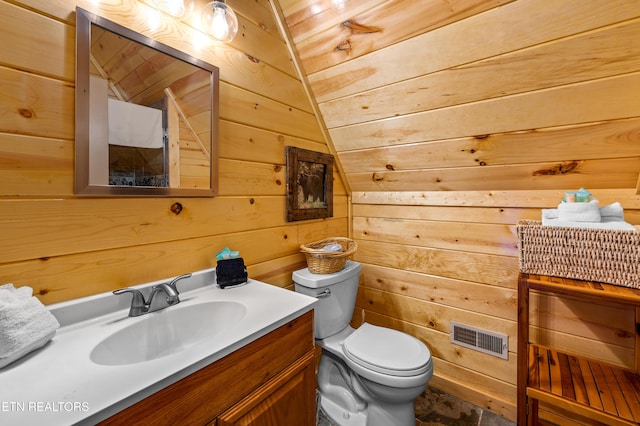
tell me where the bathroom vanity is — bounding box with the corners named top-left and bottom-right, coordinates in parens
top-left (101, 311), bottom-right (315, 425)
top-left (0, 269), bottom-right (316, 425)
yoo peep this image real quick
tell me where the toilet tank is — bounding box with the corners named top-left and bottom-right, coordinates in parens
top-left (293, 261), bottom-right (361, 339)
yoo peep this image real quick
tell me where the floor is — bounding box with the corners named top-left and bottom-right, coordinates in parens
top-left (317, 409), bottom-right (336, 426)
top-left (414, 387), bottom-right (515, 426)
top-left (317, 387), bottom-right (516, 426)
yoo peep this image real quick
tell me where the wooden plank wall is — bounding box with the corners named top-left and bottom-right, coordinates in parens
top-left (274, 0), bottom-right (640, 421)
top-left (0, 0), bottom-right (348, 304)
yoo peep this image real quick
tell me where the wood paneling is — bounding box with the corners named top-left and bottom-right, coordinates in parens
top-left (292, 0), bottom-right (511, 76)
top-left (0, 0), bottom-right (75, 80)
top-left (353, 217), bottom-right (518, 256)
top-left (339, 119), bottom-right (640, 172)
top-left (0, 66), bottom-right (75, 141)
top-left (219, 82), bottom-right (322, 141)
top-left (0, 197), bottom-right (346, 264)
top-left (0, 133), bottom-right (73, 196)
top-left (355, 239), bottom-right (519, 288)
top-left (320, 20), bottom-right (640, 128)
top-left (0, 0), bottom-right (348, 309)
top-left (305, 0), bottom-right (640, 102)
top-left (348, 157), bottom-right (640, 192)
top-left (329, 74), bottom-right (640, 151)
top-left (352, 189), bottom-right (640, 209)
top-left (275, 0), bottom-right (640, 422)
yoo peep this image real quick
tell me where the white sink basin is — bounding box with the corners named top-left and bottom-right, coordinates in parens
top-left (90, 301), bottom-right (246, 366)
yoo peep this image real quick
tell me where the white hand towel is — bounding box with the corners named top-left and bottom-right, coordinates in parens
top-left (541, 209), bottom-right (559, 220)
top-left (0, 284), bottom-right (60, 368)
top-left (557, 200), bottom-right (601, 222)
top-left (600, 202), bottom-right (625, 220)
top-left (108, 98), bottom-right (163, 149)
top-left (541, 217), bottom-right (637, 231)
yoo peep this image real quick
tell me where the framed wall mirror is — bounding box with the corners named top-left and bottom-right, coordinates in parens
top-left (75, 7), bottom-right (219, 196)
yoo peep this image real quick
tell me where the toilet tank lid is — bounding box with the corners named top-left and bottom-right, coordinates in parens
top-left (292, 261), bottom-right (361, 288)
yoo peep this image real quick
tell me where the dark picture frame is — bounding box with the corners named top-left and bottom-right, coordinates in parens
top-left (286, 146), bottom-right (334, 222)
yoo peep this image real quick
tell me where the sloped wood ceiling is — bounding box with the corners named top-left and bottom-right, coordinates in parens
top-left (277, 0), bottom-right (640, 193)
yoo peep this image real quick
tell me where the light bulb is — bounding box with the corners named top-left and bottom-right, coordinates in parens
top-left (212, 7), bottom-right (229, 40)
top-left (201, 1), bottom-right (238, 43)
top-left (152, 0), bottom-right (194, 19)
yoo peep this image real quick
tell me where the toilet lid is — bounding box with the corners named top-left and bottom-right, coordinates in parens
top-left (342, 323), bottom-right (431, 377)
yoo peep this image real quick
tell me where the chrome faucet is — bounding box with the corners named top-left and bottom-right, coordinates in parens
top-left (113, 273), bottom-right (192, 317)
top-left (167, 273), bottom-right (192, 292)
top-left (113, 288), bottom-right (147, 317)
top-left (147, 283), bottom-right (180, 309)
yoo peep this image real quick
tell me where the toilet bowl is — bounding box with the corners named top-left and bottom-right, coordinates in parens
top-left (293, 261), bottom-right (433, 426)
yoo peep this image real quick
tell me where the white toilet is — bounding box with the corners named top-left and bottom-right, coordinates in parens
top-left (293, 261), bottom-right (433, 426)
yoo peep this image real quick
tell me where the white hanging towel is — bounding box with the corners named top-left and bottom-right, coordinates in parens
top-left (108, 98), bottom-right (163, 149)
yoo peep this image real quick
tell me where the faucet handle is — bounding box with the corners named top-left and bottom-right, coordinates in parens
top-left (167, 273), bottom-right (192, 292)
top-left (113, 288), bottom-right (147, 317)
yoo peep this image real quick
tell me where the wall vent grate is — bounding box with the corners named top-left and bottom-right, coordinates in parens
top-left (450, 321), bottom-right (508, 360)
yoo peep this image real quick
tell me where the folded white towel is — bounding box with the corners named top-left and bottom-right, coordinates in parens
top-left (541, 217), bottom-right (637, 231)
top-left (542, 202), bottom-right (627, 223)
top-left (600, 202), bottom-right (625, 220)
top-left (0, 284), bottom-right (60, 368)
top-left (557, 200), bottom-right (601, 222)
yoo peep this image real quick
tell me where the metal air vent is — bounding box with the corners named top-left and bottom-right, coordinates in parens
top-left (450, 321), bottom-right (508, 360)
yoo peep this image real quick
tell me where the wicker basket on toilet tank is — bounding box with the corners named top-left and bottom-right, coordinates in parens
top-left (300, 237), bottom-right (357, 274)
top-left (517, 220), bottom-right (640, 288)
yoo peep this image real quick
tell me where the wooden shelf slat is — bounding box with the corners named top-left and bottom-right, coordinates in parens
top-left (579, 357), bottom-right (603, 411)
top-left (529, 345), bottom-right (540, 389)
top-left (590, 360), bottom-right (621, 418)
top-left (549, 349), bottom-right (563, 397)
top-left (567, 354), bottom-right (588, 406)
top-left (607, 364), bottom-right (634, 420)
top-left (622, 369), bottom-right (640, 422)
top-left (558, 352), bottom-right (575, 400)
top-left (538, 346), bottom-right (551, 393)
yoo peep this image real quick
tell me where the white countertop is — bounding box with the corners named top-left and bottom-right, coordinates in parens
top-left (0, 268), bottom-right (316, 425)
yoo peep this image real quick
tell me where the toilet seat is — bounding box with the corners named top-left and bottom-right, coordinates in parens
top-left (342, 323), bottom-right (431, 377)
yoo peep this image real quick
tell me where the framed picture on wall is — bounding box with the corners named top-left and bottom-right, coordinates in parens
top-left (286, 146), bottom-right (334, 222)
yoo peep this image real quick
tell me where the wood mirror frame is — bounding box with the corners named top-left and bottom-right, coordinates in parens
top-left (75, 7), bottom-right (219, 197)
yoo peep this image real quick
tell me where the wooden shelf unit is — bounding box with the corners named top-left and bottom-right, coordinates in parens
top-left (518, 273), bottom-right (640, 425)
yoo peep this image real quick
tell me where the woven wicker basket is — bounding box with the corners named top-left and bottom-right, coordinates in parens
top-left (517, 220), bottom-right (640, 288)
top-left (300, 237), bottom-right (357, 274)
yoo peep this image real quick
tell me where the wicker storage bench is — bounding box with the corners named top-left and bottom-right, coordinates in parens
top-left (517, 220), bottom-right (640, 288)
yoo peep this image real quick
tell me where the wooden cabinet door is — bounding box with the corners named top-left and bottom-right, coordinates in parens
top-left (218, 350), bottom-right (316, 426)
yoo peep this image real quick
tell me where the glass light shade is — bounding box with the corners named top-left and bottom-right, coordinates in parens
top-left (201, 1), bottom-right (238, 43)
top-left (152, 0), bottom-right (195, 19)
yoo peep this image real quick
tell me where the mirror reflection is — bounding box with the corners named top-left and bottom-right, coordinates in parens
top-left (75, 7), bottom-right (219, 196)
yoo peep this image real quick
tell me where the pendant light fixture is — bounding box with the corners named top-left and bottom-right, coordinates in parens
top-left (201, 1), bottom-right (238, 43)
top-left (151, 0), bottom-right (195, 19)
